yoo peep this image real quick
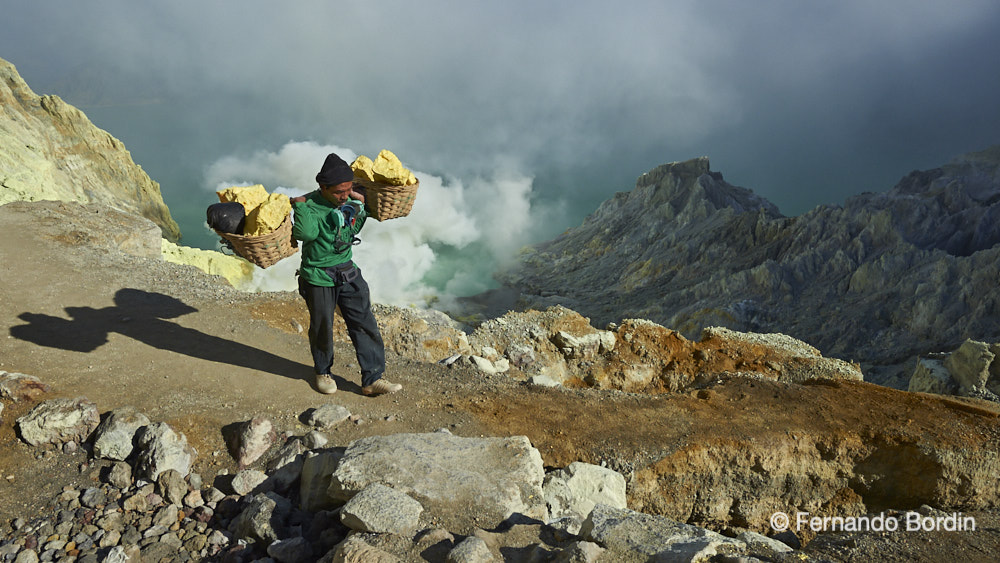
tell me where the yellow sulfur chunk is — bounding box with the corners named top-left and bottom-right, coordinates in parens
top-left (351, 155), bottom-right (376, 182)
top-left (245, 193), bottom-right (291, 236)
top-left (372, 149), bottom-right (417, 186)
top-left (217, 184), bottom-right (270, 215)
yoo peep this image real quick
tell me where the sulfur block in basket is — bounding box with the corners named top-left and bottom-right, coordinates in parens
top-left (351, 154), bottom-right (376, 182)
top-left (245, 193), bottom-right (291, 236)
top-left (372, 149), bottom-right (417, 186)
top-left (217, 184), bottom-right (270, 216)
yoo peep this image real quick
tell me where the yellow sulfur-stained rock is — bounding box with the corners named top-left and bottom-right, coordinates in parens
top-left (371, 149), bottom-right (418, 186)
top-left (161, 239), bottom-right (255, 289)
top-left (217, 184), bottom-right (270, 215)
top-left (351, 154), bottom-right (376, 182)
top-left (245, 193), bottom-right (291, 236)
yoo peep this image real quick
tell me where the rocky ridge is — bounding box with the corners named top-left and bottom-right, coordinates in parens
top-left (488, 148), bottom-right (1000, 388)
top-left (0, 56), bottom-right (180, 241)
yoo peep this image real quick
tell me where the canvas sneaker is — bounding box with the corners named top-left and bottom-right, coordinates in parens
top-left (361, 379), bottom-right (402, 396)
top-left (315, 373), bottom-right (337, 394)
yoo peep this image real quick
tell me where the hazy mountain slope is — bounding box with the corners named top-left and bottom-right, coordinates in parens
top-left (493, 147), bottom-right (1000, 385)
top-left (0, 56), bottom-right (180, 240)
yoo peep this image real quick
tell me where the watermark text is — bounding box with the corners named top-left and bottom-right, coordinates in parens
top-left (769, 511), bottom-right (976, 533)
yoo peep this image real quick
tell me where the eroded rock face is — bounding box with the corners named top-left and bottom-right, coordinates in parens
top-left (909, 338), bottom-right (1000, 401)
top-left (465, 306), bottom-right (861, 393)
top-left (488, 148), bottom-right (1000, 387)
top-left (0, 56), bottom-right (180, 241)
top-left (626, 376), bottom-right (1000, 533)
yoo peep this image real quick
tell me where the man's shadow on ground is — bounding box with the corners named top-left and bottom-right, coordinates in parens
top-left (9, 288), bottom-right (308, 381)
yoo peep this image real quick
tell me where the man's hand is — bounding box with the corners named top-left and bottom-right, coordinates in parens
top-left (290, 195), bottom-right (307, 203)
top-left (349, 190), bottom-right (365, 204)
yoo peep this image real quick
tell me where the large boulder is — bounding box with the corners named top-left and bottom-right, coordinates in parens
top-left (15, 397), bottom-right (100, 447)
top-left (135, 422), bottom-right (197, 480)
top-left (91, 406), bottom-right (151, 461)
top-left (327, 431), bottom-right (546, 532)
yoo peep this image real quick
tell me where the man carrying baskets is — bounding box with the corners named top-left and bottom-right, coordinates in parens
top-left (290, 153), bottom-right (402, 396)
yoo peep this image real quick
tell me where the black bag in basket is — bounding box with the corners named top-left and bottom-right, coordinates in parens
top-left (207, 202), bottom-right (246, 234)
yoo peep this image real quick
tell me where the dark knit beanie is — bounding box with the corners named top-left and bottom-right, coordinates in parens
top-left (315, 153), bottom-right (355, 185)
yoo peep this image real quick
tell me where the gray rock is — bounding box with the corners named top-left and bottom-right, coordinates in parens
top-left (328, 432), bottom-right (546, 531)
top-left (469, 355), bottom-right (498, 374)
top-left (80, 487), bottom-right (107, 509)
top-left (102, 546), bottom-right (132, 563)
top-left (152, 504), bottom-right (179, 528)
top-left (231, 469), bottom-right (269, 495)
top-left (135, 422), bottom-right (196, 480)
top-left (655, 538), bottom-right (726, 561)
top-left (227, 415), bottom-right (277, 468)
top-left (325, 535), bottom-right (401, 562)
top-left (0, 371), bottom-right (51, 402)
top-left (157, 468), bottom-right (189, 506)
top-left (551, 541), bottom-right (605, 563)
top-left (183, 489), bottom-right (205, 509)
top-left (91, 406), bottom-right (151, 461)
top-left (543, 462), bottom-right (627, 521)
top-left (15, 396), bottom-right (100, 447)
top-left (737, 530), bottom-right (793, 553)
top-left (231, 492), bottom-right (291, 544)
top-left (299, 450), bottom-right (343, 513)
top-left (302, 430), bottom-right (328, 449)
top-left (551, 330), bottom-right (615, 359)
top-left (580, 504), bottom-right (744, 560)
top-left (203, 486), bottom-right (226, 504)
top-left (139, 541), bottom-right (182, 562)
top-left (447, 536), bottom-right (496, 562)
top-left (944, 339), bottom-right (995, 393)
top-left (340, 483), bottom-right (423, 535)
top-left (305, 404), bottom-right (352, 429)
top-left (267, 536), bottom-right (315, 563)
top-left (104, 461), bottom-right (133, 489)
top-left (265, 438), bottom-right (308, 493)
top-left (909, 356), bottom-right (958, 395)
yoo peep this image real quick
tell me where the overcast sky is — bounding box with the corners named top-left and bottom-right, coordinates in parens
top-left (3, 0), bottom-right (999, 293)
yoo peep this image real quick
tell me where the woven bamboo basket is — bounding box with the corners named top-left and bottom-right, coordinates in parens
top-left (354, 178), bottom-right (419, 221)
top-left (216, 215), bottom-right (298, 268)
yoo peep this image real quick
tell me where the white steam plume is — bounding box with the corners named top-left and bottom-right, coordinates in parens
top-left (203, 141), bottom-right (543, 307)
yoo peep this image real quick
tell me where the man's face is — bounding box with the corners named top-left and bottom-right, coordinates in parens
top-left (319, 181), bottom-right (354, 205)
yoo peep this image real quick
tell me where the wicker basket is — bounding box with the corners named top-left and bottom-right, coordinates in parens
top-left (354, 178), bottom-right (419, 221)
top-left (216, 215), bottom-right (298, 268)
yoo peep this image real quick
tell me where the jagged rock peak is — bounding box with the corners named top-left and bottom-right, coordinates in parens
top-left (636, 156), bottom-right (712, 188)
top-left (631, 156), bottom-right (782, 218)
top-left (0, 56), bottom-right (180, 241)
top-left (891, 144), bottom-right (1000, 202)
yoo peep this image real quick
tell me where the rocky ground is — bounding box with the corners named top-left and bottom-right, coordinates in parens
top-left (2, 200), bottom-right (1000, 561)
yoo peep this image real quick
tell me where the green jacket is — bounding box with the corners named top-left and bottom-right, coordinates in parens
top-left (291, 191), bottom-right (368, 286)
